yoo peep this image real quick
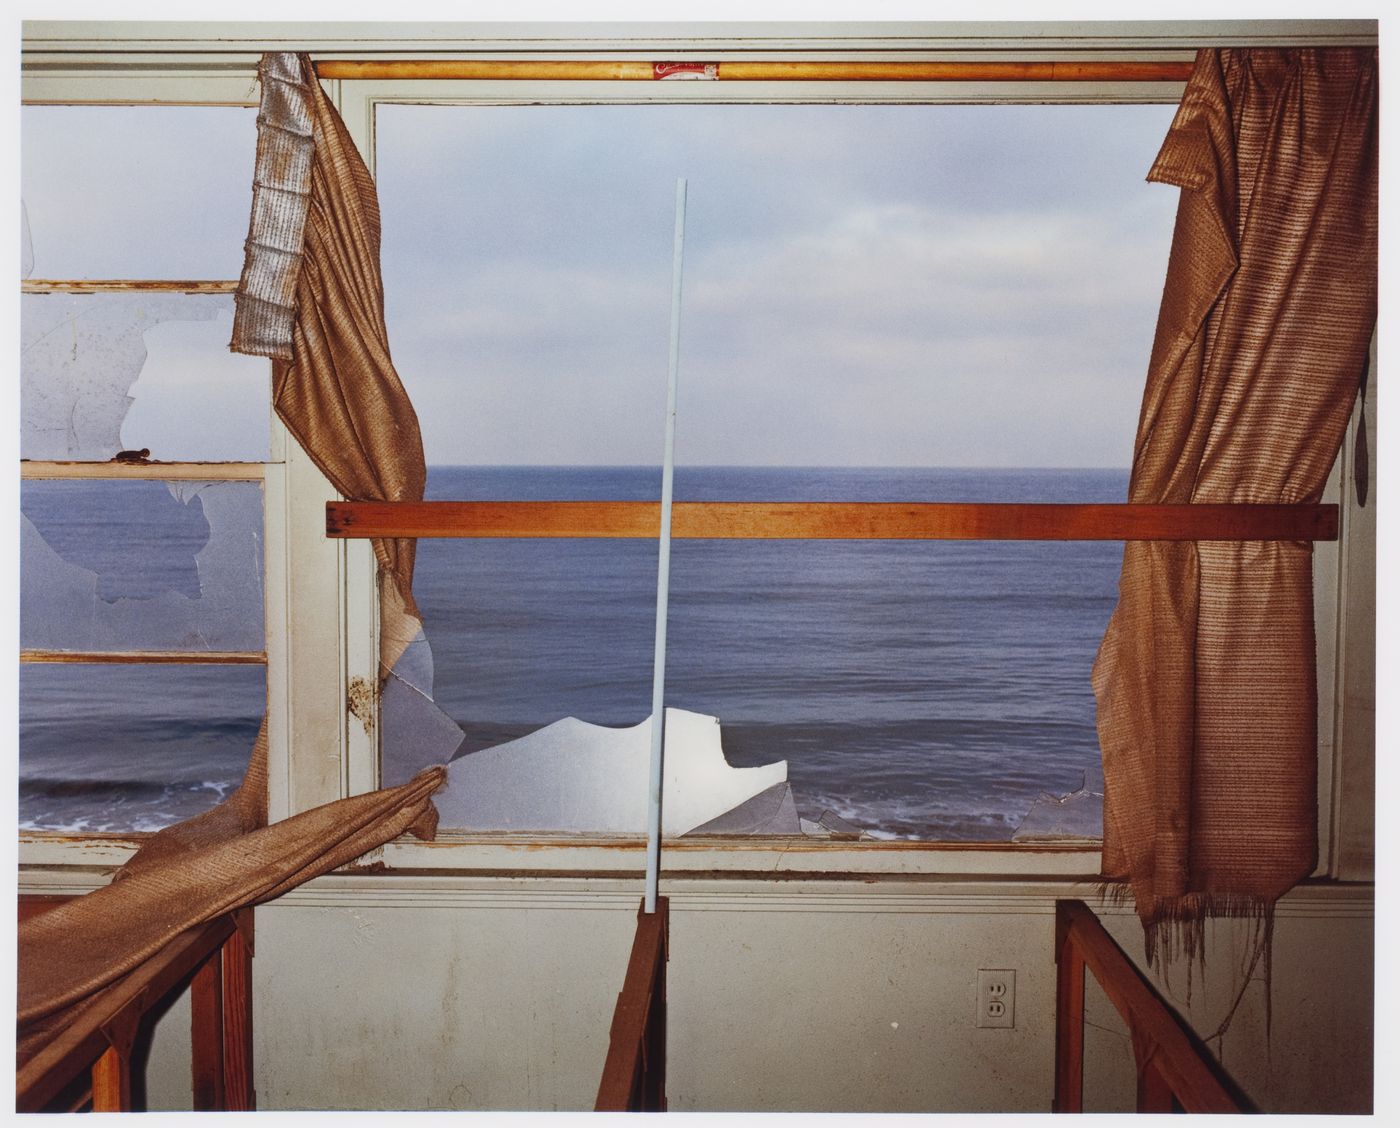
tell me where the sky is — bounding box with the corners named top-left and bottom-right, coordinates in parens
top-left (21, 97), bottom-right (1179, 469)
top-left (376, 102), bottom-right (1179, 468)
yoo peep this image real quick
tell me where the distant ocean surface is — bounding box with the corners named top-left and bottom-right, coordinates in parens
top-left (20, 466), bottom-right (1129, 840)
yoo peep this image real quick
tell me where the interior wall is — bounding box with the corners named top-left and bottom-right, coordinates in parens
top-left (228, 878), bottom-right (1371, 1114)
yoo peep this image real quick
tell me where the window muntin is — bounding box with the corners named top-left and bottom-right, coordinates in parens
top-left (375, 100), bottom-right (1177, 840)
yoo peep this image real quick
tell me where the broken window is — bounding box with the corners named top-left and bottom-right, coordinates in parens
top-left (20, 291), bottom-right (269, 462)
top-left (20, 480), bottom-right (264, 654)
top-left (18, 102), bottom-right (269, 836)
top-left (374, 101), bottom-right (1177, 841)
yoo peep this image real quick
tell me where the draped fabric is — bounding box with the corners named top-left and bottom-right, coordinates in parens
top-left (233, 52), bottom-right (427, 673)
top-left (18, 728), bottom-right (444, 1032)
top-left (1092, 48), bottom-right (1377, 952)
top-left (18, 52), bottom-right (445, 1039)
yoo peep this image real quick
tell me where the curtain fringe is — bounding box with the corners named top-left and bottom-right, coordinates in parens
top-left (1093, 880), bottom-right (1276, 1046)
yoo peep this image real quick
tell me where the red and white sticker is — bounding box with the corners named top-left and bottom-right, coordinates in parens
top-left (653, 62), bottom-right (719, 81)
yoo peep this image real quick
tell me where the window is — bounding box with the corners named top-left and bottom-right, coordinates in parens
top-left (367, 99), bottom-right (1181, 842)
top-left (16, 25), bottom-right (1373, 881)
top-left (18, 103), bottom-right (271, 837)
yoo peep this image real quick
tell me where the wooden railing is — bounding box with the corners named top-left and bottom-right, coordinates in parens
top-left (596, 897), bottom-right (669, 1112)
top-left (1053, 900), bottom-right (1242, 1113)
top-left (16, 899), bottom-right (255, 1113)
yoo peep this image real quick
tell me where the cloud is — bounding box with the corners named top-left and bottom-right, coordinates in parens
top-left (372, 102), bottom-right (1181, 466)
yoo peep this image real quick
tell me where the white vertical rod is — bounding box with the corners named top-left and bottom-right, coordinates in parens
top-left (644, 178), bottom-right (688, 914)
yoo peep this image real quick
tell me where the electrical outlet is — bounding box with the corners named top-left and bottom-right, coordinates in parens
top-left (976, 969), bottom-right (1016, 1028)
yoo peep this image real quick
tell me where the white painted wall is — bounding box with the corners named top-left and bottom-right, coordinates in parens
top-left (167, 877), bottom-right (1369, 1114)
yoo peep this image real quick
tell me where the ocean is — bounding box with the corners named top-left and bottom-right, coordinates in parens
top-left (19, 466), bottom-right (1128, 840)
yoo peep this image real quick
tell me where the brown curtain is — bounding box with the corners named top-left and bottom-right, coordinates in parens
top-left (233, 52), bottom-right (426, 672)
top-left (1092, 48), bottom-right (1377, 953)
top-left (18, 53), bottom-right (444, 1040)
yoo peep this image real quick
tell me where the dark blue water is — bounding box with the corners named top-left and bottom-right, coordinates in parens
top-left (416, 466), bottom-right (1127, 839)
top-left (19, 466), bottom-right (1127, 840)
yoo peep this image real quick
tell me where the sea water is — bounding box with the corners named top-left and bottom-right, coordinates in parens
top-left (19, 466), bottom-right (1128, 839)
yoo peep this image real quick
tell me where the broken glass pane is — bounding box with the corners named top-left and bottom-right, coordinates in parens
top-left (21, 480), bottom-right (264, 653)
top-left (19, 663), bottom-right (263, 833)
top-left (374, 102), bottom-right (1179, 839)
top-left (21, 105), bottom-right (257, 280)
top-left (407, 467), bottom-right (1116, 841)
top-left (21, 291), bottom-right (269, 462)
top-left (434, 708), bottom-right (788, 835)
top-left (380, 630), bottom-right (468, 787)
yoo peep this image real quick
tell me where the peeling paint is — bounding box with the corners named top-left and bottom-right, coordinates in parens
top-left (347, 676), bottom-right (376, 736)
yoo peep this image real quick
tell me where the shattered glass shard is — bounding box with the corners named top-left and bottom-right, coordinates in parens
top-left (20, 480), bottom-right (264, 653)
top-left (21, 291), bottom-right (268, 461)
top-left (380, 669), bottom-right (469, 787)
top-left (434, 708), bottom-right (787, 835)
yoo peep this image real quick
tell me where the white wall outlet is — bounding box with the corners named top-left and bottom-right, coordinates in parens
top-left (976, 969), bottom-right (1016, 1029)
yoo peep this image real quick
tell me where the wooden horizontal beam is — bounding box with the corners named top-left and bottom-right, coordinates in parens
top-left (314, 59), bottom-right (1195, 83)
top-left (21, 650), bottom-right (267, 665)
top-left (327, 500), bottom-right (1338, 542)
top-left (22, 280), bottom-right (239, 294)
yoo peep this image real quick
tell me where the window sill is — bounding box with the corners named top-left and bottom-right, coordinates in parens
top-left (17, 828), bottom-right (1104, 891)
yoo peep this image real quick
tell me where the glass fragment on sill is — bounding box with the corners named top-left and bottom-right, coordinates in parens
top-left (433, 707), bottom-right (790, 835)
top-left (19, 663), bottom-right (263, 833)
top-left (686, 781), bottom-right (802, 836)
top-left (798, 810), bottom-right (870, 841)
top-left (21, 291), bottom-right (269, 462)
top-left (1010, 763), bottom-right (1105, 843)
top-left (20, 480), bottom-right (264, 653)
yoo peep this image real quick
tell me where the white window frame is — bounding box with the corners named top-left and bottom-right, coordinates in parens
top-left (16, 20), bottom-right (1376, 886)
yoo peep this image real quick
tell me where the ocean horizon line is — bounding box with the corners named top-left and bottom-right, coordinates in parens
top-left (425, 463), bottom-right (1133, 472)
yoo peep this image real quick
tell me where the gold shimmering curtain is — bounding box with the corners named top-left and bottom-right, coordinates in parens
top-left (234, 51), bottom-right (426, 671)
top-left (18, 53), bottom-right (444, 1036)
top-left (1092, 48), bottom-right (1377, 951)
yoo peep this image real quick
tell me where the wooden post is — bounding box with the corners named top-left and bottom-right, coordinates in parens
top-left (1054, 901), bottom-right (1240, 1114)
top-left (91, 1007), bottom-right (141, 1113)
top-left (642, 901), bottom-right (669, 1112)
top-left (1137, 1060), bottom-right (1175, 1113)
top-left (221, 908), bottom-right (257, 1110)
top-left (596, 897), bottom-right (669, 1111)
top-left (90, 1047), bottom-right (132, 1112)
top-left (1053, 903), bottom-right (1085, 1113)
top-left (190, 950), bottom-right (226, 1110)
